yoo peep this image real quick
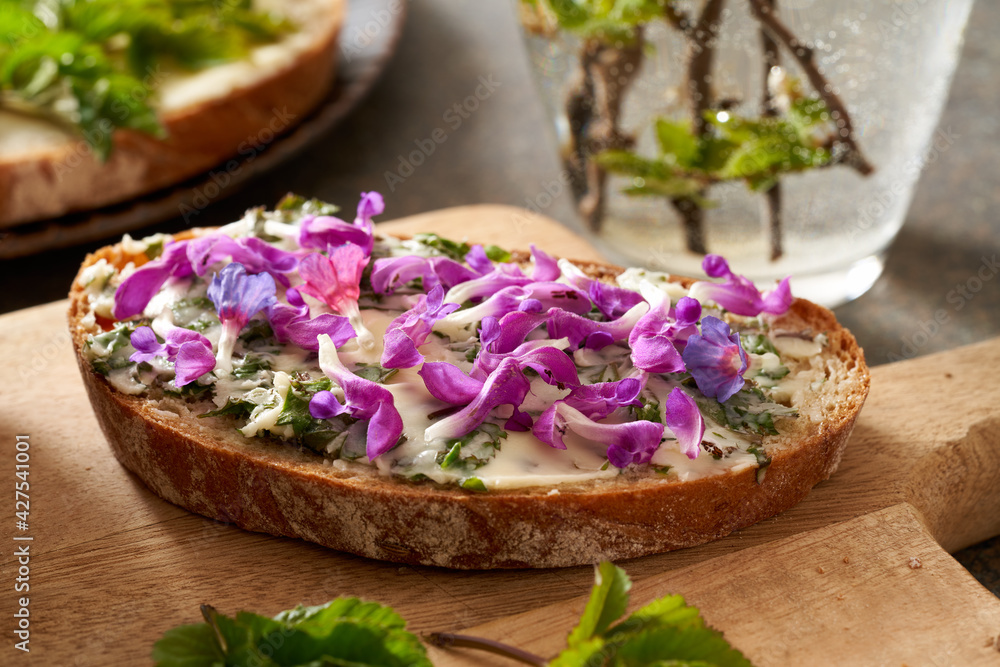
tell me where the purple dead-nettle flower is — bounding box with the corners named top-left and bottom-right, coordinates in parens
top-left (434, 283), bottom-right (590, 340)
top-left (464, 244), bottom-right (496, 275)
top-left (113, 240), bottom-right (194, 320)
top-left (381, 285), bottom-right (461, 369)
top-left (310, 333), bottom-right (403, 460)
top-left (298, 191), bottom-right (384, 255)
top-left (370, 255), bottom-right (479, 295)
top-left (478, 311), bottom-right (549, 354)
top-left (547, 301), bottom-right (648, 350)
top-left (530, 245), bottom-right (561, 281)
top-left (267, 288), bottom-right (357, 352)
top-left (207, 263), bottom-right (277, 374)
top-left (473, 338), bottom-right (579, 388)
top-left (187, 235), bottom-right (299, 286)
top-left (688, 254), bottom-right (792, 317)
top-left (533, 397), bottom-right (664, 467)
top-left (682, 316), bottom-right (749, 403)
top-left (628, 296), bottom-right (702, 374)
top-left (442, 263), bottom-right (532, 305)
top-left (130, 326), bottom-right (215, 386)
top-left (532, 378), bottom-right (644, 451)
top-left (556, 258), bottom-right (645, 320)
top-left (664, 388), bottom-right (705, 460)
top-left (298, 243), bottom-right (375, 355)
top-left (423, 357), bottom-right (532, 441)
top-left (418, 362), bottom-right (484, 405)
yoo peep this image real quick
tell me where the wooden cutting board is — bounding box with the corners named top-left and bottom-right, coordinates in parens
top-left (1, 205), bottom-right (999, 665)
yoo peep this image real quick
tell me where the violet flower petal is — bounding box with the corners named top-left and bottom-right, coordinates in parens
top-left (533, 402), bottom-right (663, 464)
top-left (298, 244), bottom-right (368, 314)
top-left (464, 245), bottom-right (495, 275)
top-left (417, 362), bottom-right (484, 405)
top-left (207, 263), bottom-right (278, 329)
top-left (187, 235), bottom-right (298, 285)
top-left (547, 302), bottom-right (647, 350)
top-left (129, 326), bottom-right (166, 364)
top-left (485, 311), bottom-right (550, 354)
top-left (370, 255), bottom-right (478, 295)
top-left (531, 378), bottom-right (644, 449)
top-left (317, 334), bottom-right (403, 459)
top-left (423, 357), bottom-right (531, 441)
top-left (381, 285), bottom-right (461, 368)
top-left (689, 254), bottom-right (792, 317)
top-left (173, 338), bottom-right (217, 386)
top-left (530, 245), bottom-right (560, 281)
top-left (664, 388), bottom-right (705, 460)
top-left (112, 241), bottom-right (193, 319)
top-left (682, 316), bottom-right (749, 403)
top-left (474, 342), bottom-right (579, 387)
top-left (298, 215), bottom-right (373, 254)
top-left (309, 390), bottom-right (350, 419)
top-left (556, 258), bottom-right (643, 320)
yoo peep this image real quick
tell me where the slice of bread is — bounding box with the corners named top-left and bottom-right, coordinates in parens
top-left (0, 0), bottom-right (344, 228)
top-left (68, 223), bottom-right (870, 570)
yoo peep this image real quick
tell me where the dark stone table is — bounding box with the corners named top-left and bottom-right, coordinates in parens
top-left (1, 0), bottom-right (997, 594)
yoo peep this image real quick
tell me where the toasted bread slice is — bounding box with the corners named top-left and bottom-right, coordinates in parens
top-left (0, 0), bottom-right (344, 228)
top-left (68, 226), bottom-right (869, 569)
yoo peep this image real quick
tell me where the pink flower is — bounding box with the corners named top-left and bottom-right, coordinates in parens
top-left (298, 243), bottom-right (374, 354)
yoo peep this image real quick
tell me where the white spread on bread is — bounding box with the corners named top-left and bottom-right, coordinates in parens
top-left (77, 199), bottom-right (831, 491)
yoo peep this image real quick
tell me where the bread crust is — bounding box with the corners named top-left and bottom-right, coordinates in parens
top-left (0, 0), bottom-right (344, 228)
top-left (68, 242), bottom-right (870, 569)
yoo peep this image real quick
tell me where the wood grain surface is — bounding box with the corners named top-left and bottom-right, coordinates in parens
top-left (0, 205), bottom-right (998, 665)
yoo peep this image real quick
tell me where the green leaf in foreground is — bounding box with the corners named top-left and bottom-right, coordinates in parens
top-left (551, 563), bottom-right (754, 667)
top-left (152, 598), bottom-right (431, 667)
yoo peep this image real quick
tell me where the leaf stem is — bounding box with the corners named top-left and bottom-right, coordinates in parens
top-left (746, 0), bottom-right (874, 175)
top-left (759, 0), bottom-right (784, 261)
top-left (671, 0), bottom-right (727, 255)
top-left (425, 632), bottom-right (548, 666)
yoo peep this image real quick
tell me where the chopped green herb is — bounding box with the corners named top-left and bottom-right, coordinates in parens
top-left (413, 233), bottom-right (471, 262)
top-left (352, 364), bottom-right (399, 384)
top-left (747, 445), bottom-right (772, 484)
top-left (740, 333), bottom-right (778, 356)
top-left (199, 399), bottom-right (255, 420)
top-left (460, 477), bottom-right (487, 492)
top-left (483, 244), bottom-right (511, 263)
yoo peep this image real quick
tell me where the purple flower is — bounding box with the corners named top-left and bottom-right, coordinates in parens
top-left (558, 259), bottom-right (644, 319)
top-left (473, 339), bottom-right (579, 388)
top-left (463, 245), bottom-right (495, 275)
top-left (479, 311), bottom-right (550, 355)
top-left (682, 316), bottom-right (749, 403)
top-left (310, 334), bottom-right (403, 460)
top-left (298, 244), bottom-right (374, 354)
top-left (423, 357), bottom-right (532, 441)
top-left (207, 263), bottom-right (277, 373)
top-left (529, 245), bottom-right (561, 281)
top-left (546, 302), bottom-right (647, 350)
top-left (370, 255), bottom-right (478, 295)
top-left (443, 264), bottom-right (533, 305)
top-left (628, 296), bottom-right (701, 374)
top-left (532, 378), bottom-right (644, 449)
top-left (418, 362), bottom-right (485, 405)
top-left (113, 241), bottom-right (194, 319)
top-left (267, 288), bottom-right (356, 351)
top-left (129, 326), bottom-right (215, 386)
top-left (533, 398), bottom-right (663, 467)
top-left (187, 235), bottom-right (300, 286)
top-left (298, 192), bottom-right (383, 255)
top-left (664, 388), bottom-right (705, 460)
top-left (689, 255), bottom-right (792, 317)
top-left (381, 285), bottom-right (461, 368)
